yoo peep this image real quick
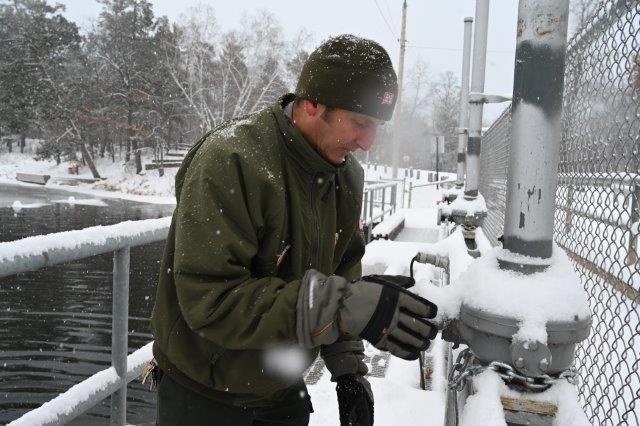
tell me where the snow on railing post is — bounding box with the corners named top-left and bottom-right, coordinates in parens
top-left (499, 0), bottom-right (570, 271)
top-left (111, 247), bottom-right (130, 426)
top-left (456, 17), bottom-right (473, 189)
top-left (465, 0), bottom-right (489, 200)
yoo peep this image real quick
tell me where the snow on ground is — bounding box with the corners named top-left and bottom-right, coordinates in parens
top-left (0, 150), bottom-right (177, 204)
top-left (309, 341), bottom-right (446, 426)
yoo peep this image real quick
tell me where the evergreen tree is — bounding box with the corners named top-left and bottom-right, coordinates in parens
top-left (0, 0), bottom-right (81, 153)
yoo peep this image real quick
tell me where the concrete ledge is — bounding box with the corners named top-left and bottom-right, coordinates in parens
top-left (16, 172), bottom-right (50, 185)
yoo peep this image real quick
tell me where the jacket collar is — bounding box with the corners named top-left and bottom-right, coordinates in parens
top-left (272, 94), bottom-right (345, 176)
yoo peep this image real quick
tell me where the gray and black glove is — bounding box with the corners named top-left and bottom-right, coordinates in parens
top-left (296, 270), bottom-right (438, 361)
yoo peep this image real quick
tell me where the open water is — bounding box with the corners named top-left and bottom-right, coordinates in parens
top-left (0, 183), bottom-right (174, 424)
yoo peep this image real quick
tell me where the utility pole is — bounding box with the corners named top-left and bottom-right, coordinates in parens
top-left (391, 0), bottom-right (407, 179)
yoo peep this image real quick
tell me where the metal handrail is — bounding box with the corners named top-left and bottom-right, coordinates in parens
top-left (0, 218), bottom-right (171, 278)
top-left (3, 218), bottom-right (171, 426)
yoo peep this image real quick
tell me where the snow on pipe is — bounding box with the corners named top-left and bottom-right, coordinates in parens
top-left (8, 342), bottom-right (154, 426)
top-left (456, 17), bottom-right (474, 188)
top-left (501, 0), bottom-right (570, 264)
top-left (465, 0), bottom-right (490, 199)
top-left (0, 217), bottom-right (171, 278)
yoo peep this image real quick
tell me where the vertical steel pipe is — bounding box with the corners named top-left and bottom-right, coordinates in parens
top-left (456, 17), bottom-right (474, 188)
top-left (111, 247), bottom-right (130, 426)
top-left (502, 0), bottom-right (570, 262)
top-left (465, 0), bottom-right (490, 199)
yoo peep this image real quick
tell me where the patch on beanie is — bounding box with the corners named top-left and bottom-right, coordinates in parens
top-left (381, 91), bottom-right (395, 105)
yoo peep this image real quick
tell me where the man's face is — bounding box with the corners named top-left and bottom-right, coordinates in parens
top-left (311, 107), bottom-right (382, 165)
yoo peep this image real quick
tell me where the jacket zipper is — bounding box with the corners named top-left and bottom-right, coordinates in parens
top-left (309, 174), bottom-right (321, 269)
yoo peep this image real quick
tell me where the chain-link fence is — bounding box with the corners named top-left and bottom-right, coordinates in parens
top-left (478, 1), bottom-right (639, 424)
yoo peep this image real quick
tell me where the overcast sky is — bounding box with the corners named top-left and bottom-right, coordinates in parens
top-left (59, 0), bottom-right (523, 122)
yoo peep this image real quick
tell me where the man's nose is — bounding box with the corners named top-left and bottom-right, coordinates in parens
top-left (355, 130), bottom-right (376, 151)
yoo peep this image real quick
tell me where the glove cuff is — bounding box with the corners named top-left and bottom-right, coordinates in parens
top-left (296, 269), bottom-right (348, 348)
top-left (321, 340), bottom-right (368, 381)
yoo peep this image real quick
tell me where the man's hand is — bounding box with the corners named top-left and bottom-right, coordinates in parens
top-left (296, 270), bottom-right (438, 361)
top-left (341, 276), bottom-right (438, 360)
top-left (336, 374), bottom-right (374, 426)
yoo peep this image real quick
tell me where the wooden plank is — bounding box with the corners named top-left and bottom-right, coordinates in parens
top-left (500, 396), bottom-right (557, 417)
top-left (144, 163), bottom-right (182, 170)
top-left (151, 159), bottom-right (184, 164)
top-left (16, 172), bottom-right (50, 185)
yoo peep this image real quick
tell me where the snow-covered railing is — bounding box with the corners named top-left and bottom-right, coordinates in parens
top-left (9, 343), bottom-right (153, 426)
top-left (0, 217), bottom-right (171, 278)
top-left (1, 218), bottom-right (171, 426)
top-left (361, 181), bottom-right (399, 241)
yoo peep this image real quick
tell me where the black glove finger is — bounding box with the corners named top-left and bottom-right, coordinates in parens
top-left (389, 322), bottom-right (431, 352)
top-left (397, 315), bottom-right (438, 343)
top-left (385, 335), bottom-right (422, 360)
top-left (397, 291), bottom-right (438, 319)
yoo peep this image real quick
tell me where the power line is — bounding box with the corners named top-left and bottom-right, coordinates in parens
top-left (408, 44), bottom-right (514, 54)
top-left (372, 0), bottom-right (398, 40)
top-left (383, 0), bottom-right (398, 35)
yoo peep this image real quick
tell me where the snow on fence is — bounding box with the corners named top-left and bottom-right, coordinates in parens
top-left (0, 218), bottom-right (171, 425)
top-left (479, 2), bottom-right (639, 423)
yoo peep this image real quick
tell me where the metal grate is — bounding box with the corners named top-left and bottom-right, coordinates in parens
top-left (478, 1), bottom-right (639, 424)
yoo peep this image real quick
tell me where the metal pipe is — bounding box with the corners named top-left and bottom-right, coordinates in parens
top-left (501, 0), bottom-right (570, 263)
top-left (111, 247), bottom-right (130, 426)
top-left (456, 17), bottom-right (474, 188)
top-left (465, 0), bottom-right (490, 199)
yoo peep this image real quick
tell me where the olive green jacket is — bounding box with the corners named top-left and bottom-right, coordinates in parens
top-left (151, 94), bottom-right (366, 406)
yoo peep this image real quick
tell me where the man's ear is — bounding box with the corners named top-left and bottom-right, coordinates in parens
top-left (303, 99), bottom-right (322, 117)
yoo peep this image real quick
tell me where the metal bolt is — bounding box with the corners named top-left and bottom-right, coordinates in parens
top-left (539, 358), bottom-right (550, 373)
top-left (515, 357), bottom-right (525, 369)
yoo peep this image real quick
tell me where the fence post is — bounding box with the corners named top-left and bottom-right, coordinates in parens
top-left (627, 184), bottom-right (639, 265)
top-left (363, 191), bottom-right (369, 224)
top-left (408, 181), bottom-right (413, 209)
top-left (465, 0), bottom-right (490, 200)
top-left (457, 16), bottom-right (474, 189)
top-left (402, 178), bottom-right (407, 208)
top-left (369, 189), bottom-right (374, 222)
top-left (564, 184), bottom-right (574, 233)
top-left (111, 247), bottom-right (130, 426)
top-left (381, 188), bottom-right (387, 221)
top-left (391, 184), bottom-right (398, 213)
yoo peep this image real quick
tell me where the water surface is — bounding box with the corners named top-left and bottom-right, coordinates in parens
top-left (0, 183), bottom-right (174, 424)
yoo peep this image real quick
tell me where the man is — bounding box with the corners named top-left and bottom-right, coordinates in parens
top-left (150, 34), bottom-right (438, 425)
